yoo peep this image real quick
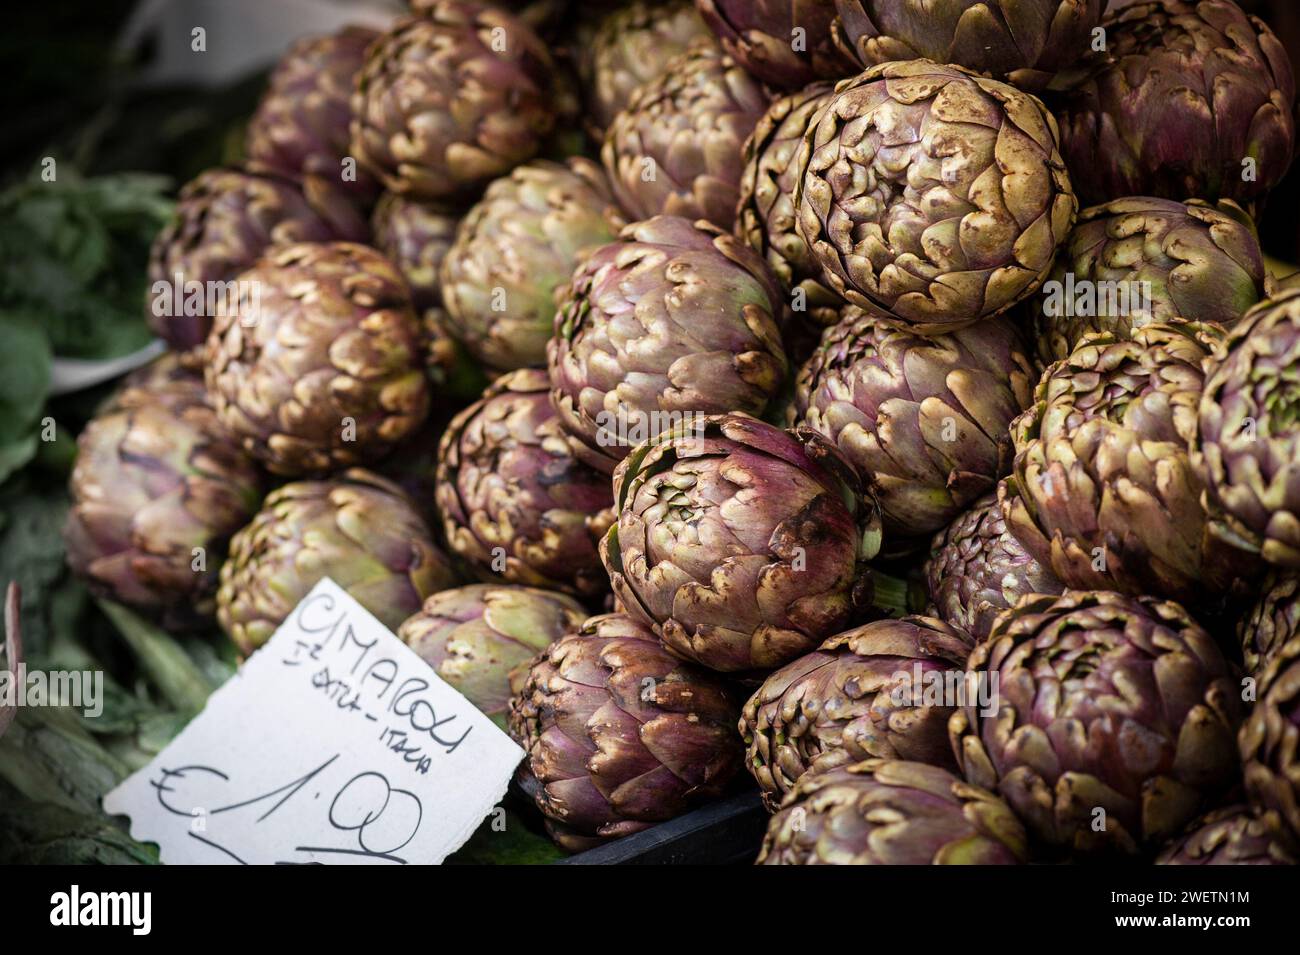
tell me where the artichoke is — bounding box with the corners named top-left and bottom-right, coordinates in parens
top-left (1240, 636), bottom-right (1300, 843)
top-left (205, 241), bottom-right (431, 476)
top-left (217, 469), bottom-right (457, 655)
top-left (795, 59), bottom-right (1076, 334)
top-left (350, 3), bottom-right (558, 201)
top-left (794, 306), bottom-right (1036, 548)
top-left (757, 759), bottom-right (1030, 865)
top-left (370, 192), bottom-right (459, 314)
top-left (924, 490), bottom-right (1063, 643)
top-left (740, 616), bottom-right (973, 810)
top-left (695, 0), bottom-right (856, 90)
top-left (950, 590), bottom-right (1245, 855)
top-left (1157, 805), bottom-right (1296, 865)
top-left (245, 25), bottom-right (380, 238)
top-left (397, 583), bottom-right (585, 723)
top-left (601, 414), bottom-right (882, 676)
top-left (1054, 0), bottom-right (1297, 209)
top-left (831, 0), bottom-right (1106, 90)
top-left (436, 369), bottom-right (615, 602)
top-left (1002, 323), bottom-right (1251, 605)
top-left (582, 1), bottom-right (714, 140)
top-left (508, 612), bottom-right (743, 851)
top-left (736, 83), bottom-right (845, 329)
top-left (1033, 197), bottom-right (1268, 364)
top-left (602, 41), bottom-right (769, 231)
top-left (1241, 571), bottom-right (1300, 678)
top-left (548, 216), bottom-right (788, 474)
top-left (439, 159), bottom-right (624, 372)
top-left (1193, 289), bottom-right (1300, 569)
top-left (64, 362), bottom-right (263, 630)
top-left (146, 168), bottom-right (341, 351)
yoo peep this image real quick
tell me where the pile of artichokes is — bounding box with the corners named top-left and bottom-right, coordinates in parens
top-left (60, 0), bottom-right (1300, 865)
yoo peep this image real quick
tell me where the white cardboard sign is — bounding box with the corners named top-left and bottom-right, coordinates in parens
top-left (104, 578), bottom-right (524, 864)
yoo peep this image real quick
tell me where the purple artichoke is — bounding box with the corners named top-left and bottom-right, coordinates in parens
top-left (924, 489), bottom-right (1064, 643)
top-left (397, 583), bottom-right (585, 723)
top-left (736, 83), bottom-right (845, 329)
top-left (146, 168), bottom-right (341, 351)
top-left (695, 0), bottom-right (856, 89)
top-left (1240, 635), bottom-right (1300, 844)
top-left (245, 25), bottom-right (380, 238)
top-left (64, 361), bottom-right (263, 630)
top-left (600, 414), bottom-right (882, 677)
top-left (1157, 805), bottom-right (1296, 865)
top-left (794, 59), bottom-right (1076, 333)
top-left (370, 192), bottom-right (459, 314)
top-left (794, 305), bottom-right (1036, 549)
top-left (832, 0), bottom-right (1106, 90)
top-left (757, 759), bottom-right (1029, 865)
top-left (950, 590), bottom-right (1245, 855)
top-left (548, 216), bottom-right (788, 474)
top-left (350, 3), bottom-right (559, 201)
top-left (602, 40), bottom-right (770, 231)
top-left (436, 369), bottom-right (615, 602)
top-left (508, 612), bottom-right (743, 851)
top-left (740, 616), bottom-right (973, 810)
top-left (1240, 572), bottom-right (1300, 678)
top-left (1054, 0), bottom-right (1297, 209)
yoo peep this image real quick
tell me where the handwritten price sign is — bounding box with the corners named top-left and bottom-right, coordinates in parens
top-left (104, 579), bottom-right (524, 864)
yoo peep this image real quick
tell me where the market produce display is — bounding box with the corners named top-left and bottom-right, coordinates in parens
top-left (739, 616), bottom-right (972, 809)
top-left (1032, 196), bottom-right (1268, 363)
top-left (602, 414), bottom-right (882, 676)
top-left (508, 612), bottom-right (742, 850)
top-left (1054, 0), bottom-right (1296, 209)
top-left (20, 0), bottom-right (1300, 867)
top-left (398, 583), bottom-right (586, 723)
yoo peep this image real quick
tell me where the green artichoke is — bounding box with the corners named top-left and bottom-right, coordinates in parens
top-left (1003, 323), bottom-right (1252, 605)
top-left (740, 616), bottom-right (972, 810)
top-left (831, 0), bottom-right (1106, 90)
top-left (602, 40), bottom-right (769, 231)
top-left (795, 59), bottom-right (1076, 334)
top-left (1193, 289), bottom-right (1300, 569)
top-left (64, 361), bottom-right (263, 630)
top-left (1054, 0), bottom-right (1297, 209)
top-left (548, 216), bottom-right (788, 474)
top-left (350, 3), bottom-right (559, 201)
top-left (205, 241), bottom-right (431, 476)
top-left (1033, 197), bottom-right (1268, 364)
top-left (397, 584), bottom-right (585, 723)
top-left (924, 489), bottom-right (1063, 643)
top-left (508, 612), bottom-right (743, 851)
top-left (146, 168), bottom-right (341, 351)
top-left (950, 590), bottom-right (1245, 855)
top-left (601, 414), bottom-right (882, 676)
top-left (757, 759), bottom-right (1029, 865)
top-left (370, 192), bottom-right (459, 315)
top-left (439, 159), bottom-right (624, 372)
top-left (436, 369), bottom-right (615, 602)
top-left (794, 305), bottom-right (1036, 548)
top-left (582, 1), bottom-right (714, 140)
top-left (245, 25), bottom-right (380, 239)
top-left (1240, 636), bottom-right (1300, 844)
top-left (696, 0), bottom-right (856, 89)
top-left (1157, 805), bottom-right (1296, 865)
top-left (217, 469), bottom-right (457, 655)
top-left (1240, 572), bottom-right (1300, 678)
top-left (736, 83), bottom-right (845, 329)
